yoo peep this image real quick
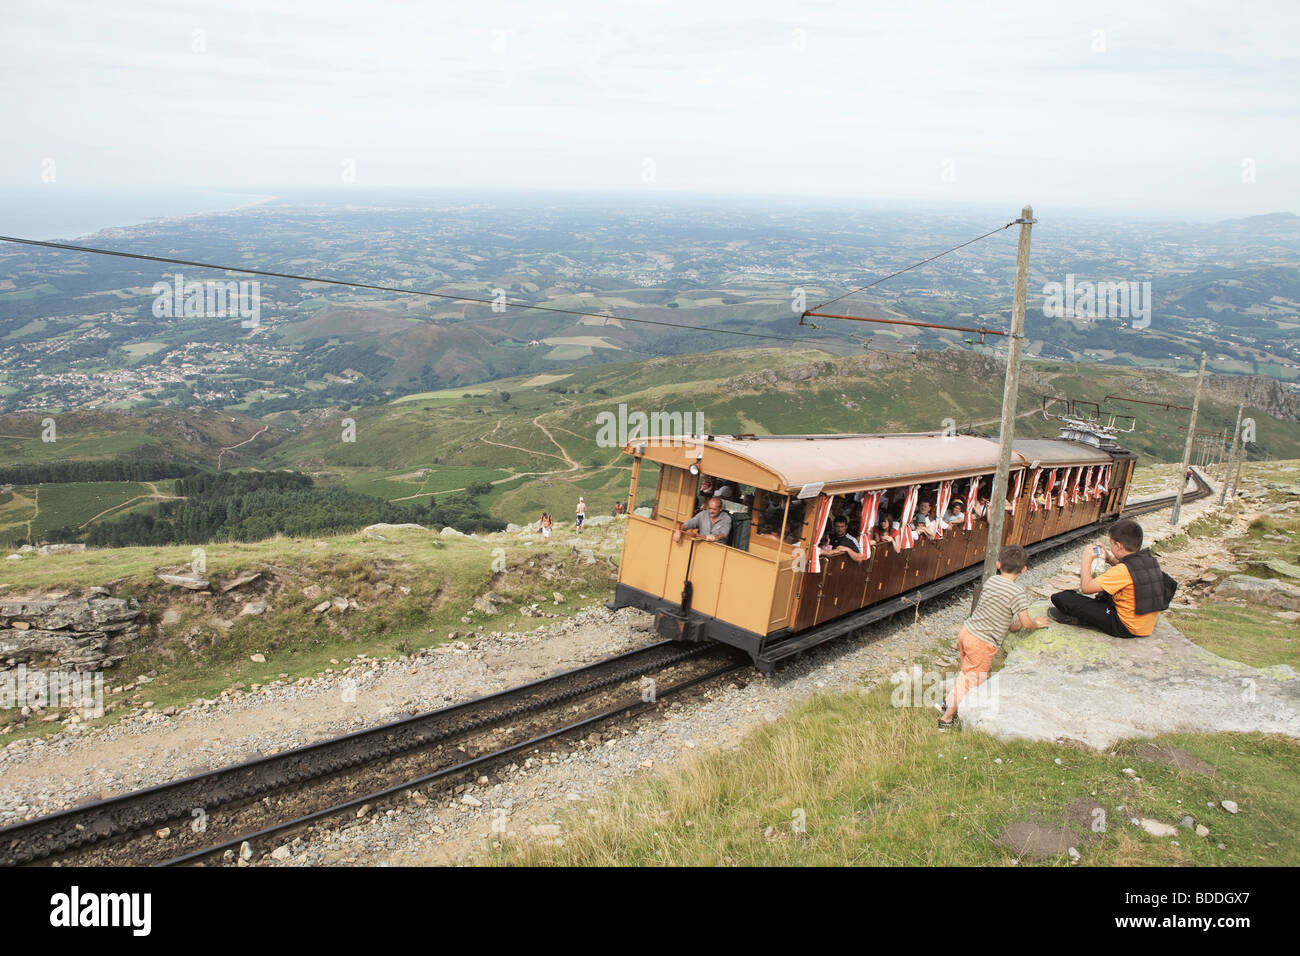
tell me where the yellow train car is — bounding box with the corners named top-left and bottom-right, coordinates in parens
top-left (610, 432), bottom-right (1135, 670)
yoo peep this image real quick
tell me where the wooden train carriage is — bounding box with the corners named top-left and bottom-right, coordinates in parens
top-left (611, 432), bottom-right (1134, 671)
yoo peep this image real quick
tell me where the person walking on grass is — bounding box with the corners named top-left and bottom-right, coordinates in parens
top-left (938, 545), bottom-right (1048, 729)
top-left (575, 496), bottom-right (586, 534)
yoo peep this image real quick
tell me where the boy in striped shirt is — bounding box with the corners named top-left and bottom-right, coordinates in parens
top-left (938, 545), bottom-right (1048, 729)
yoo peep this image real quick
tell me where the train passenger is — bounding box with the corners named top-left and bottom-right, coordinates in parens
top-left (673, 496), bottom-right (732, 544)
top-left (938, 545), bottom-right (1048, 729)
top-left (699, 474), bottom-right (737, 502)
top-left (872, 516), bottom-right (902, 552)
top-left (943, 498), bottom-right (965, 527)
top-left (912, 500), bottom-right (939, 539)
top-left (819, 516), bottom-right (864, 562)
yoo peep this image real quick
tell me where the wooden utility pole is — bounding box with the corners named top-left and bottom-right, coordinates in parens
top-left (972, 204), bottom-right (1034, 611)
top-left (1170, 352), bottom-right (1206, 525)
top-left (1229, 418), bottom-right (1248, 500)
top-left (1217, 402), bottom-right (1244, 506)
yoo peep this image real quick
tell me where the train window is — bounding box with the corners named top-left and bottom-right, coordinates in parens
top-left (750, 490), bottom-right (800, 543)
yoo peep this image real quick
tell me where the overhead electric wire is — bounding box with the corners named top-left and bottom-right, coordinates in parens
top-left (0, 235), bottom-right (803, 343)
top-left (807, 219), bottom-right (1018, 314)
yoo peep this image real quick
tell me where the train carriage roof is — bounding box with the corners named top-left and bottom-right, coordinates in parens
top-left (625, 433), bottom-right (1116, 496)
top-left (1013, 439), bottom-right (1115, 468)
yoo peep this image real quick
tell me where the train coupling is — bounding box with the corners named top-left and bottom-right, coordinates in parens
top-left (654, 609), bottom-right (704, 643)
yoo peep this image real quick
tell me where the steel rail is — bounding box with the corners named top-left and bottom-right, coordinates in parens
top-left (158, 657), bottom-right (745, 866)
top-left (0, 640), bottom-right (707, 865)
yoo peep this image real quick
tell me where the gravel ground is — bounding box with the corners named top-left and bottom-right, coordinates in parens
top-left (0, 489), bottom-right (1220, 865)
top-left (0, 605), bottom-right (656, 828)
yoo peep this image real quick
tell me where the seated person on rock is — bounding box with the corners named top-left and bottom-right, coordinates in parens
top-left (819, 515), bottom-right (864, 562)
top-left (673, 496), bottom-right (732, 545)
top-left (1048, 518), bottom-right (1175, 638)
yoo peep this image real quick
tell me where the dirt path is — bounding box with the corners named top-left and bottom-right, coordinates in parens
top-left (532, 415), bottom-right (580, 469)
top-left (217, 425), bottom-right (270, 470)
top-left (25, 485), bottom-right (37, 540)
top-left (78, 490), bottom-right (184, 529)
top-left (387, 414), bottom-right (587, 504)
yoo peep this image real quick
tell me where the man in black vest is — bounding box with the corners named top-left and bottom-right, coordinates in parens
top-left (1049, 519), bottom-right (1176, 638)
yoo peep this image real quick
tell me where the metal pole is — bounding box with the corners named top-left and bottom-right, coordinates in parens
top-left (1170, 351), bottom-right (1206, 525)
top-left (972, 204), bottom-right (1034, 612)
top-left (1217, 403), bottom-right (1243, 506)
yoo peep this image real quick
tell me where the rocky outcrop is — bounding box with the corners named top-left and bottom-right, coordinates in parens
top-left (156, 568), bottom-right (210, 590)
top-left (1215, 574), bottom-right (1300, 611)
top-left (1206, 373), bottom-right (1300, 423)
top-left (0, 589), bottom-right (142, 672)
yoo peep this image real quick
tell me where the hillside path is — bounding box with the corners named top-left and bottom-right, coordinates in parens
top-left (217, 425), bottom-right (270, 470)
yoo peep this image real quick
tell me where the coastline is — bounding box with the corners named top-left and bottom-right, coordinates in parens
top-left (0, 190), bottom-right (279, 243)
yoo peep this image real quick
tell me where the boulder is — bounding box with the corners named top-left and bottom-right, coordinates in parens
top-left (36, 543), bottom-right (87, 556)
top-left (363, 523), bottom-right (425, 540)
top-left (0, 591), bottom-right (141, 671)
top-left (1215, 575), bottom-right (1300, 611)
top-left (240, 601), bottom-right (268, 617)
top-left (220, 572), bottom-right (262, 593)
top-left (156, 570), bottom-right (210, 591)
top-left (473, 591), bottom-right (507, 616)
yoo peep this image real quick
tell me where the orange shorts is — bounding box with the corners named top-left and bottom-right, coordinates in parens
top-left (958, 626), bottom-right (998, 677)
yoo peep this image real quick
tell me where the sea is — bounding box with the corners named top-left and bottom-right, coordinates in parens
top-left (0, 189), bottom-right (275, 242)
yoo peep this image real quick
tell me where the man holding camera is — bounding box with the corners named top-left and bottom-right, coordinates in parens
top-left (1048, 518), bottom-right (1176, 638)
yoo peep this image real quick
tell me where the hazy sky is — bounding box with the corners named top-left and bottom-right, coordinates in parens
top-left (2, 0), bottom-right (1296, 216)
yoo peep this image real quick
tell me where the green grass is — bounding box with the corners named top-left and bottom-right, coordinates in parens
top-left (1169, 604), bottom-right (1300, 671)
top-left (28, 481), bottom-right (155, 537)
top-left (0, 527), bottom-right (621, 744)
top-left (496, 681), bottom-right (1300, 867)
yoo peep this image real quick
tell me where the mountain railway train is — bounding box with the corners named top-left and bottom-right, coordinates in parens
top-left (610, 427), bottom-right (1156, 671)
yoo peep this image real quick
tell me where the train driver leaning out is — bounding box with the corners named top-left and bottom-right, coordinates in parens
top-left (673, 496), bottom-right (732, 544)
